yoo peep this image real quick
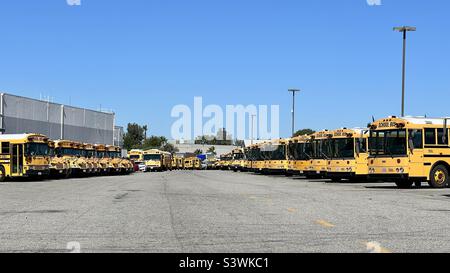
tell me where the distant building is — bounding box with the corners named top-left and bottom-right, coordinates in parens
top-left (0, 92), bottom-right (123, 146)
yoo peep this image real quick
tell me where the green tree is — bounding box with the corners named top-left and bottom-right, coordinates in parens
top-left (293, 129), bottom-right (316, 137)
top-left (161, 143), bottom-right (179, 153)
top-left (123, 123), bottom-right (145, 150)
top-left (143, 136), bottom-right (166, 149)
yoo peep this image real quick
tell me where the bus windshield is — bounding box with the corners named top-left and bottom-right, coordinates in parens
top-left (369, 129), bottom-right (407, 156)
top-left (26, 143), bottom-right (50, 156)
top-left (331, 138), bottom-right (355, 159)
top-left (311, 140), bottom-right (331, 159)
top-left (130, 155), bottom-right (141, 160)
top-left (270, 145), bottom-right (286, 160)
top-left (144, 154), bottom-right (161, 161)
top-left (57, 148), bottom-right (81, 157)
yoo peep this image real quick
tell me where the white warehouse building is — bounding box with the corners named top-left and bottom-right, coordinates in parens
top-left (0, 92), bottom-right (123, 146)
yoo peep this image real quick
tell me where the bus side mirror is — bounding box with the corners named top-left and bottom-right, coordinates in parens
top-left (408, 138), bottom-right (414, 154)
top-left (355, 139), bottom-right (361, 157)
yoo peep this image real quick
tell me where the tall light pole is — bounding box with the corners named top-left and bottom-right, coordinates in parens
top-left (393, 26), bottom-right (416, 117)
top-left (288, 89), bottom-right (301, 137)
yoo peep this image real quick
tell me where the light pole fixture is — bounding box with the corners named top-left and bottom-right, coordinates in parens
top-left (393, 26), bottom-right (416, 117)
top-left (288, 89), bottom-right (301, 137)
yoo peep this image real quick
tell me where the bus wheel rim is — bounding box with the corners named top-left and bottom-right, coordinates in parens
top-left (434, 170), bottom-right (446, 184)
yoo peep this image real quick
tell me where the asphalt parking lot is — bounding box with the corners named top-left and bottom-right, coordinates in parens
top-left (1, 170), bottom-right (450, 253)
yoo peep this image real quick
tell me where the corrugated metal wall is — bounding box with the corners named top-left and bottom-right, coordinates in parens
top-left (0, 93), bottom-right (115, 145)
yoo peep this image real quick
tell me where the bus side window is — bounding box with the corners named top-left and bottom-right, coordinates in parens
top-left (357, 139), bottom-right (367, 153)
top-left (1, 142), bottom-right (10, 154)
top-left (437, 128), bottom-right (448, 145)
top-left (425, 128), bottom-right (436, 145)
top-left (410, 130), bottom-right (423, 149)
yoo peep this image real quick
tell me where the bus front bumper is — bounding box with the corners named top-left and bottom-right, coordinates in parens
top-left (24, 168), bottom-right (50, 177)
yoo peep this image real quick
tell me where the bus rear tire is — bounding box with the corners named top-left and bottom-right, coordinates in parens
top-left (0, 167), bottom-right (6, 182)
top-left (395, 180), bottom-right (413, 189)
top-left (428, 165), bottom-right (449, 189)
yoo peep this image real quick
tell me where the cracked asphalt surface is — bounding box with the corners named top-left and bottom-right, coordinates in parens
top-left (1, 170), bottom-right (450, 253)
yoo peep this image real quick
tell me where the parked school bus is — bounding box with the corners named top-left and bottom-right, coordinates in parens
top-left (231, 148), bottom-right (245, 172)
top-left (73, 142), bottom-right (89, 175)
top-left (95, 144), bottom-right (109, 174)
top-left (303, 131), bottom-right (330, 179)
top-left (83, 143), bottom-right (98, 174)
top-left (219, 152), bottom-right (233, 170)
top-left (243, 147), bottom-right (252, 171)
top-left (263, 139), bottom-right (289, 174)
top-left (116, 148), bottom-right (133, 174)
top-left (184, 157), bottom-right (194, 170)
top-left (171, 156), bottom-right (178, 169)
top-left (108, 145), bottom-right (133, 174)
top-left (48, 140), bottom-right (69, 178)
top-left (143, 149), bottom-right (172, 172)
top-left (326, 128), bottom-right (369, 182)
top-left (250, 143), bottom-right (265, 173)
top-left (53, 140), bottom-right (83, 177)
top-left (0, 134), bottom-right (51, 181)
top-left (177, 156), bottom-right (184, 169)
top-left (287, 135), bottom-right (311, 176)
top-left (193, 157), bottom-right (202, 170)
top-left (128, 149), bottom-right (144, 164)
top-left (368, 116), bottom-right (450, 189)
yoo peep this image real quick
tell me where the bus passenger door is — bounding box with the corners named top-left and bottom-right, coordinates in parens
top-left (11, 144), bottom-right (24, 175)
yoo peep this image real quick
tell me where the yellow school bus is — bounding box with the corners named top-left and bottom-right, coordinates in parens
top-left (0, 134), bottom-right (51, 181)
top-left (303, 130), bottom-right (331, 179)
top-left (326, 128), bottom-right (369, 182)
top-left (176, 156), bottom-right (184, 169)
top-left (263, 139), bottom-right (289, 174)
top-left (243, 147), bottom-right (252, 171)
top-left (48, 140), bottom-right (70, 178)
top-left (231, 148), bottom-right (245, 172)
top-left (143, 149), bottom-right (170, 172)
top-left (368, 116), bottom-right (450, 189)
top-left (95, 144), bottom-right (109, 174)
top-left (74, 142), bottom-right (89, 175)
top-left (287, 135), bottom-right (311, 176)
top-left (192, 157), bottom-right (202, 170)
top-left (219, 152), bottom-right (233, 170)
top-left (128, 149), bottom-right (144, 164)
top-left (83, 143), bottom-right (97, 174)
top-left (184, 157), bottom-right (194, 170)
top-left (106, 145), bottom-right (123, 174)
top-left (53, 140), bottom-right (84, 177)
top-left (114, 147), bottom-right (133, 174)
top-left (182, 156), bottom-right (201, 170)
top-left (250, 143), bottom-right (265, 173)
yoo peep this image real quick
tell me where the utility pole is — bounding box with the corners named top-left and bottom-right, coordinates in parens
top-left (288, 89), bottom-right (301, 137)
top-left (393, 26), bottom-right (416, 117)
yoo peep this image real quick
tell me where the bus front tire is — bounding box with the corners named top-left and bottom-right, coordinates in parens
top-left (428, 165), bottom-right (449, 189)
top-left (395, 180), bottom-right (414, 189)
top-left (0, 167), bottom-right (6, 182)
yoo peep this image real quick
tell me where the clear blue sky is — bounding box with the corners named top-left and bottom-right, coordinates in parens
top-left (0, 0), bottom-right (449, 139)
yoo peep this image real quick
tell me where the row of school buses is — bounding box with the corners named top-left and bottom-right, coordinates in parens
top-left (127, 149), bottom-right (204, 171)
top-left (0, 134), bottom-right (134, 182)
top-left (217, 116), bottom-right (450, 189)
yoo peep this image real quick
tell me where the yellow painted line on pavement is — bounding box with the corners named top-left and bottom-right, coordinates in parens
top-left (315, 220), bottom-right (335, 228)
